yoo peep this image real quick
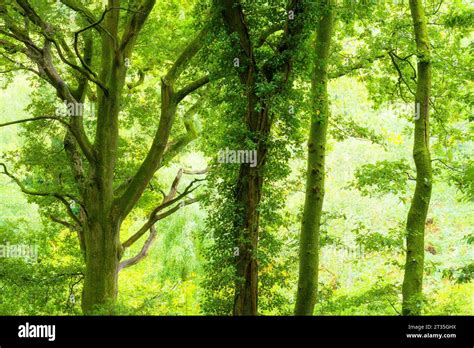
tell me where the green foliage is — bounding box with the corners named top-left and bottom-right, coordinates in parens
top-left (353, 222), bottom-right (404, 253)
top-left (0, 0), bottom-right (472, 316)
top-left (352, 160), bottom-right (412, 197)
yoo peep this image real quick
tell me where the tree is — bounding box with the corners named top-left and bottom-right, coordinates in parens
top-left (402, 0), bottom-right (433, 315)
top-left (343, 0), bottom-right (471, 315)
top-left (294, 1), bottom-right (334, 316)
top-left (214, 0), bottom-right (309, 315)
top-left (0, 0), bottom-right (212, 313)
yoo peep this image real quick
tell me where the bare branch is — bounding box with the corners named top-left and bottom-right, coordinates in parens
top-left (122, 196), bottom-right (199, 249)
top-left (183, 168), bottom-right (208, 175)
top-left (163, 168), bottom-right (183, 203)
top-left (49, 215), bottom-right (78, 230)
top-left (121, 172), bottom-right (203, 249)
top-left (390, 51), bottom-right (417, 81)
top-left (118, 225), bottom-right (157, 271)
top-left (388, 50), bottom-right (416, 97)
top-left (0, 115), bottom-right (68, 128)
top-left (431, 158), bottom-right (463, 173)
top-left (329, 53), bottom-right (386, 79)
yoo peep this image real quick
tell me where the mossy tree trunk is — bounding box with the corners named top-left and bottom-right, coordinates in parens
top-left (402, 0), bottom-right (433, 316)
top-left (81, 218), bottom-right (122, 313)
top-left (0, 0), bottom-right (211, 314)
top-left (294, 3), bottom-right (334, 316)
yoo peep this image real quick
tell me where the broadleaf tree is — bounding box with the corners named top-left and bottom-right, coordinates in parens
top-left (0, 0), bottom-right (216, 313)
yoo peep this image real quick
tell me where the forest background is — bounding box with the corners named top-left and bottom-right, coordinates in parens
top-left (0, 0), bottom-right (472, 315)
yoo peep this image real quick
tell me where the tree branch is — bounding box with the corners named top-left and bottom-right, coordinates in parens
top-left (0, 115), bottom-right (67, 128)
top-left (59, 0), bottom-right (98, 27)
top-left (121, 171), bottom-right (203, 249)
top-left (164, 25), bottom-right (210, 84)
top-left (114, 25), bottom-right (211, 218)
top-left (0, 9), bottom-right (96, 162)
top-left (126, 69), bottom-right (146, 90)
top-left (0, 163), bottom-right (82, 226)
top-left (329, 53), bottom-right (386, 79)
top-left (118, 224), bottom-right (157, 271)
top-left (49, 214), bottom-right (86, 254)
top-left (256, 23), bottom-right (283, 48)
top-left (0, 116), bottom-right (95, 162)
top-left (122, 196), bottom-right (199, 250)
top-left (12, 0), bottom-right (106, 92)
top-left (388, 50), bottom-right (416, 98)
top-left (174, 75), bottom-right (210, 103)
top-left (217, 0), bottom-right (256, 84)
top-left (119, 0), bottom-right (156, 58)
top-left (431, 158), bottom-right (463, 173)
top-left (161, 101), bottom-right (201, 166)
top-left (183, 168), bottom-right (208, 175)
top-left (49, 214), bottom-right (77, 230)
top-left (73, 7), bottom-right (116, 78)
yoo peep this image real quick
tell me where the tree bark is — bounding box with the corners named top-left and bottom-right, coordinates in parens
top-left (78, 4), bottom-right (126, 312)
top-left (80, 85), bottom-right (123, 314)
top-left (81, 217), bottom-right (122, 314)
top-left (233, 104), bottom-right (270, 316)
top-left (217, 0), bottom-right (307, 316)
top-left (294, 4), bottom-right (334, 316)
top-left (233, 165), bottom-right (260, 316)
top-left (402, 0), bottom-right (433, 316)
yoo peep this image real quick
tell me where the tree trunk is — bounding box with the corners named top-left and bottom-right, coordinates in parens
top-left (402, 0), bottom-right (432, 316)
top-left (217, 0), bottom-right (307, 315)
top-left (0, 1), bottom-right (209, 316)
top-left (233, 151), bottom-right (263, 315)
top-left (294, 4), bottom-right (334, 316)
top-left (80, 171), bottom-right (123, 314)
top-left (232, 96), bottom-right (270, 315)
top-left (81, 217), bottom-right (122, 314)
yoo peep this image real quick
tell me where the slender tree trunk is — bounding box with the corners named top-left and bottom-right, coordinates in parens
top-left (402, 0), bottom-right (432, 316)
top-left (294, 4), bottom-right (334, 316)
